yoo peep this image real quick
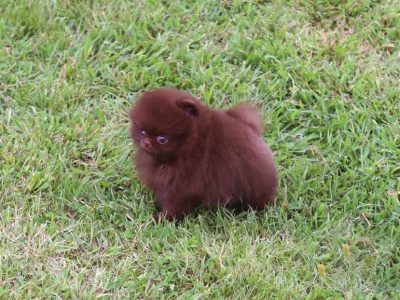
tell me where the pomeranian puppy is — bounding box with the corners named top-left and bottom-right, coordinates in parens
top-left (129, 87), bottom-right (278, 220)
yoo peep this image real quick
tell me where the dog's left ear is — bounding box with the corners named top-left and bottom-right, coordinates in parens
top-left (176, 98), bottom-right (198, 117)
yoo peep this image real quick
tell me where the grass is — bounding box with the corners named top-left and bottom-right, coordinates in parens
top-left (0, 0), bottom-right (399, 298)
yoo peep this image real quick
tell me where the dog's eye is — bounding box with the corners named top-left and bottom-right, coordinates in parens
top-left (140, 130), bottom-right (146, 137)
top-left (156, 135), bottom-right (168, 145)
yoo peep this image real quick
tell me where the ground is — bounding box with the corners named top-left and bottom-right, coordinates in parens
top-left (0, 0), bottom-right (399, 298)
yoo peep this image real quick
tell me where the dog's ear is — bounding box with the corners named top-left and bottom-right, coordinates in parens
top-left (176, 98), bottom-right (198, 117)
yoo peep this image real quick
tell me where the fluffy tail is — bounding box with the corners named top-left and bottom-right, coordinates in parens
top-left (226, 104), bottom-right (263, 135)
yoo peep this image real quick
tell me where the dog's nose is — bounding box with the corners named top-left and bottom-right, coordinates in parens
top-left (142, 138), bottom-right (152, 149)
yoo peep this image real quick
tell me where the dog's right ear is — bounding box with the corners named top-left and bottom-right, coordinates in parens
top-left (176, 98), bottom-right (198, 117)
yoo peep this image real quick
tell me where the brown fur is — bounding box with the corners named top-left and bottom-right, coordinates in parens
top-left (129, 87), bottom-right (278, 220)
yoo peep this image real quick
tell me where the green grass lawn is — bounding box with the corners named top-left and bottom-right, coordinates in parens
top-left (1, 0), bottom-right (399, 298)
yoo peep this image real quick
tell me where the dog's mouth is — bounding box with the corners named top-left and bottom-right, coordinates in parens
top-left (137, 144), bottom-right (173, 163)
top-left (140, 146), bottom-right (156, 155)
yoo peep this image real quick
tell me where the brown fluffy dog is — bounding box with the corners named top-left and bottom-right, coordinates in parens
top-left (129, 87), bottom-right (278, 220)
